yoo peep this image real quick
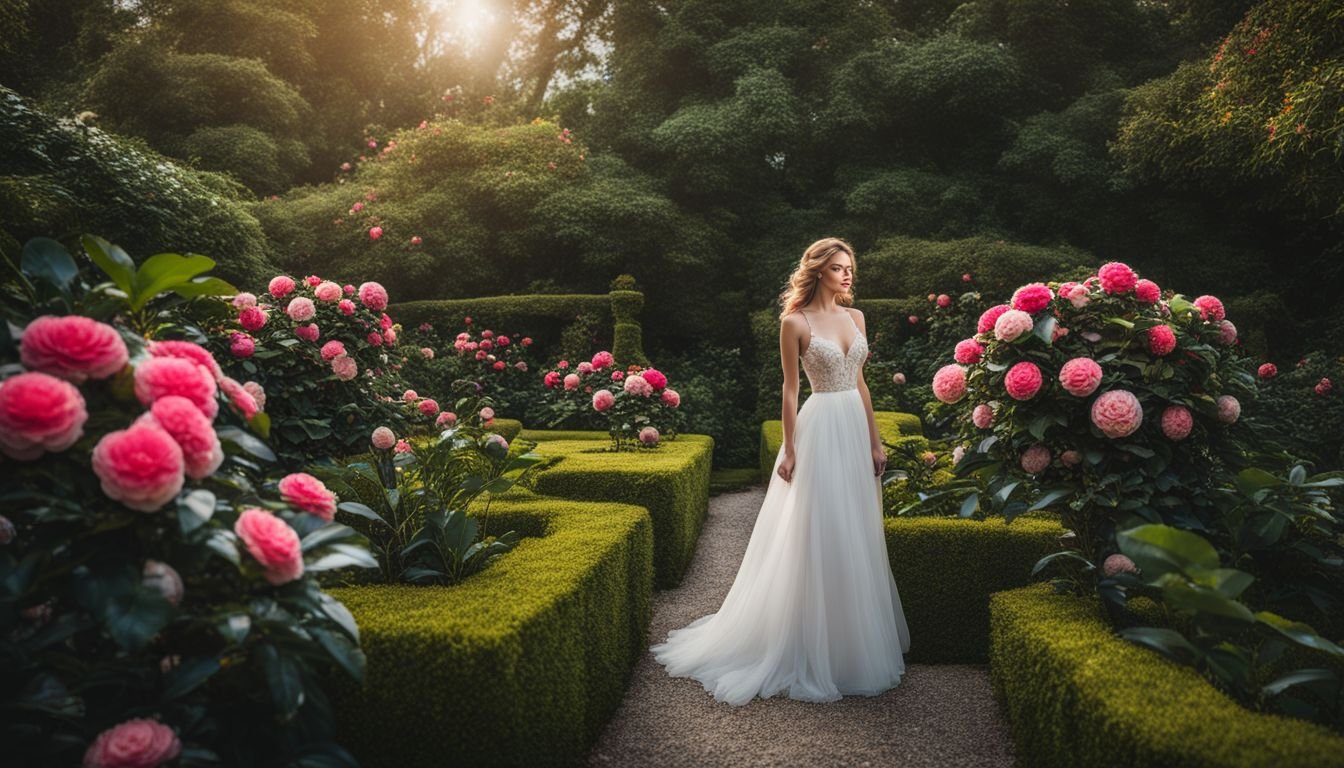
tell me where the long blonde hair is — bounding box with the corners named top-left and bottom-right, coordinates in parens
top-left (777, 237), bottom-right (856, 320)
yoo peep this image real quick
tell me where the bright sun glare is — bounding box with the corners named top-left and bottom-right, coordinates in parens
top-left (427, 0), bottom-right (497, 48)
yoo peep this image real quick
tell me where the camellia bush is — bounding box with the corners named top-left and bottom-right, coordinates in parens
top-left (1, 236), bottom-right (375, 767)
top-left (916, 260), bottom-right (1344, 727)
top-left (396, 317), bottom-right (540, 422)
top-left (538, 350), bottom-right (683, 450)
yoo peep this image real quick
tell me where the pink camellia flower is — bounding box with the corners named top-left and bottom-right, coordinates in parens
top-left (380, 314), bottom-right (393, 330)
top-left (232, 292), bottom-right (257, 308)
top-left (351, 201), bottom-right (364, 212)
top-left (344, 284), bottom-right (355, 295)
top-left (92, 423), bottom-right (185, 512)
top-left (1060, 449), bottom-right (1082, 467)
top-left (134, 357), bottom-right (218, 419)
top-left (927, 293), bottom-right (937, 302)
top-left (1059, 357), bottom-right (1103, 397)
top-left (515, 361), bottom-right (528, 372)
top-left (436, 411), bottom-right (457, 428)
top-left (418, 399), bottom-right (439, 416)
top-left (936, 294), bottom-right (951, 308)
top-left (972, 403), bottom-right (994, 429)
top-left (1316, 377), bottom-right (1334, 396)
top-left (1020, 444), bottom-right (1052, 474)
top-left (1161, 405), bottom-right (1194, 441)
top-left (521, 337), bottom-right (533, 346)
top-left (410, 236), bottom-right (422, 246)
top-left (1147, 325), bottom-right (1177, 357)
top-left (479, 406), bottom-right (495, 421)
top-left (371, 426), bottom-right (396, 450)
top-left (402, 389), bottom-right (418, 402)
top-left (286, 297), bottom-right (316, 322)
top-left (908, 315), bottom-right (920, 325)
top-left (314, 281), bottom-right (342, 302)
top-left (229, 333), bottom-right (255, 359)
top-left (1216, 394), bottom-right (1241, 423)
top-left (269, 275), bottom-right (296, 298)
top-left (150, 340), bottom-right (222, 381)
top-left (611, 370), bottom-right (624, 381)
top-left (1102, 553), bottom-right (1139, 578)
top-left (557, 360), bottom-right (570, 370)
top-left (577, 361), bottom-right (593, 374)
top-left (1097, 262), bottom-right (1138, 294)
top-left (420, 347), bottom-right (434, 360)
top-left (591, 350), bottom-right (614, 370)
top-left (1193, 295), bottom-right (1226, 322)
top-left (331, 354), bottom-right (358, 381)
top-left (238, 306), bottom-right (267, 331)
top-left (142, 560), bottom-right (184, 606)
top-left (1134, 279), bottom-right (1161, 303)
top-left (623, 374), bottom-right (653, 397)
top-left (338, 299), bottom-right (356, 316)
top-left (642, 368), bottom-right (668, 390)
top-left (305, 275), bottom-right (322, 287)
top-left (358, 282), bottom-right (389, 311)
top-left (368, 226), bottom-right (383, 240)
top-left (496, 335), bottom-right (510, 346)
top-left (639, 426), bottom-right (660, 446)
top-left (82, 717), bottom-right (181, 768)
top-left (234, 508), bottom-right (304, 585)
top-left (1005, 361), bottom-right (1044, 401)
top-left (592, 389), bottom-right (615, 412)
top-left (1011, 283), bottom-right (1053, 314)
top-left (954, 339), bottom-right (984, 364)
top-left (1052, 325), bottom-right (1070, 343)
top-left (1091, 390), bottom-right (1143, 438)
top-left (932, 364), bottom-right (967, 404)
top-left (19, 315), bottom-right (128, 383)
top-left (0, 372), bottom-right (88, 460)
top-left (485, 433), bottom-right (509, 454)
top-left (242, 381), bottom-right (266, 411)
top-left (395, 439), bottom-right (413, 454)
top-left (140, 395), bottom-right (222, 480)
top-left (1061, 283), bottom-right (1090, 309)
top-left (543, 371), bottom-right (562, 389)
top-left (320, 340), bottom-right (346, 361)
top-left (219, 377), bottom-right (259, 420)
top-left (994, 309), bottom-right (1034, 342)
top-left (367, 332), bottom-right (383, 347)
top-left (892, 372), bottom-right (906, 385)
top-left (963, 273), bottom-right (972, 281)
top-left (977, 305), bottom-right (1009, 334)
top-left (278, 473), bottom-right (337, 521)
top-left (492, 361), bottom-right (505, 371)
top-left (1217, 320), bottom-right (1237, 345)
top-left (383, 329), bottom-right (397, 345)
top-left (480, 329), bottom-right (494, 339)
top-left (661, 388), bottom-right (681, 407)
top-left (294, 323), bottom-right (320, 342)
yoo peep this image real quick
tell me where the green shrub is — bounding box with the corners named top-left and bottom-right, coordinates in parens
top-left (759, 411), bottom-right (922, 479)
top-left (329, 496), bottom-right (654, 768)
top-left (990, 585), bottom-right (1344, 768)
top-left (521, 435), bottom-right (714, 588)
top-left (887, 517), bottom-right (1063, 663)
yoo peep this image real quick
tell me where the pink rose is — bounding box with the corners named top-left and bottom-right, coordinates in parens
top-left (351, 202), bottom-right (364, 212)
top-left (954, 339), bottom-right (984, 364)
top-left (1193, 295), bottom-right (1226, 322)
top-left (219, 377), bottom-right (258, 419)
top-left (142, 560), bottom-right (184, 606)
top-left (243, 381), bottom-right (266, 411)
top-left (279, 472), bottom-right (337, 521)
top-left (1316, 378), bottom-right (1333, 396)
top-left (380, 314), bottom-right (393, 330)
top-left (295, 323), bottom-right (319, 342)
top-left (642, 368), bottom-right (668, 389)
top-left (134, 357), bottom-right (218, 419)
top-left (314, 281), bottom-right (342, 301)
top-left (269, 275), bottom-right (296, 298)
top-left (232, 292), bottom-right (257, 308)
top-left (977, 305), bottom-right (1009, 334)
top-left (234, 508), bottom-right (304, 585)
top-left (1147, 325), bottom-right (1176, 356)
top-left (515, 361), bottom-right (528, 372)
top-left (92, 423), bottom-right (185, 512)
top-left (140, 395), bottom-right (223, 480)
top-left (661, 388), bottom-right (681, 407)
top-left (286, 297), bottom-right (316, 322)
top-left (557, 360), bottom-right (569, 369)
top-left (639, 426), bottom-right (660, 445)
top-left (344, 284), bottom-right (355, 295)
top-left (972, 403), bottom-right (994, 429)
top-left (358, 282), bottom-right (389, 311)
top-left (611, 370), bottom-right (624, 381)
top-left (963, 273), bottom-right (972, 282)
top-left (149, 340), bottom-right (222, 381)
top-left (305, 275), bottom-right (322, 287)
top-left (1060, 449), bottom-right (1082, 467)
top-left (479, 406), bottom-right (495, 421)
top-left (331, 354), bottom-right (358, 381)
top-left (623, 374), bottom-right (653, 397)
top-left (320, 340), bottom-right (347, 361)
top-left (420, 347), bottom-right (434, 359)
top-left (892, 372), bottom-right (906, 385)
top-left (229, 333), bottom-right (255, 358)
top-left (928, 293), bottom-right (936, 302)
top-left (0, 372), bottom-right (88, 460)
top-left (1257, 363), bottom-right (1277, 379)
top-left (367, 332), bottom-right (383, 346)
top-left (338, 299), bottom-right (356, 316)
top-left (402, 389), bottom-right (418, 402)
top-left (21, 315), bottom-right (129, 382)
top-left (497, 335), bottom-right (510, 346)
top-left (1102, 554), bottom-right (1139, 578)
top-left (1216, 394), bottom-right (1240, 424)
top-left (369, 226), bottom-right (383, 240)
top-left (1091, 390), bottom-right (1143, 438)
top-left (936, 294), bottom-right (951, 308)
top-left (543, 371), bottom-right (562, 389)
top-left (83, 718), bottom-right (181, 768)
top-left (1011, 283), bottom-right (1053, 314)
top-left (1061, 283), bottom-right (1090, 309)
top-left (371, 426), bottom-right (396, 450)
top-left (521, 337), bottom-right (533, 346)
top-left (1097, 262), bottom-right (1138, 294)
top-left (563, 373), bottom-right (581, 390)
top-left (410, 236), bottom-right (422, 246)
top-left (481, 329), bottom-right (494, 339)
top-left (1134, 279), bottom-right (1161, 303)
top-left (1161, 405), bottom-right (1193, 441)
top-left (418, 398), bottom-right (439, 416)
top-left (238, 306), bottom-right (268, 331)
top-left (932, 364), bottom-right (967, 404)
top-left (993, 309), bottom-right (1034, 342)
top-left (1005, 361), bottom-right (1043, 401)
top-left (591, 351), bottom-right (614, 370)
top-left (486, 433), bottom-right (509, 453)
top-left (592, 389), bottom-right (615, 411)
top-left (1058, 357), bottom-right (1103, 397)
top-left (383, 329), bottom-right (396, 345)
top-left (492, 361), bottom-right (505, 371)
top-left (1020, 444), bottom-right (1051, 474)
top-left (908, 315), bottom-right (920, 325)
top-left (577, 361), bottom-right (594, 374)
top-left (436, 411), bottom-right (457, 428)
top-left (1217, 320), bottom-right (1237, 345)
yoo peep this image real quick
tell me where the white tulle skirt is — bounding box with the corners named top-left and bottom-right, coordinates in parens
top-left (651, 389), bottom-right (911, 706)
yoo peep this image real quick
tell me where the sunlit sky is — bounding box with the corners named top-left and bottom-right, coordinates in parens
top-left (425, 0), bottom-right (499, 53)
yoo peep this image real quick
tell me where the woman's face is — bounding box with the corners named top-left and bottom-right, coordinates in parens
top-left (818, 252), bottom-right (853, 297)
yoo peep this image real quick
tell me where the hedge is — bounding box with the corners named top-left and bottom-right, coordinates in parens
top-left (886, 516), bottom-right (1064, 663)
top-left (517, 428), bottom-right (608, 442)
top-left (990, 585), bottom-right (1344, 768)
top-left (329, 495), bottom-right (654, 768)
top-left (521, 435), bottom-right (714, 588)
top-left (759, 410), bottom-right (923, 479)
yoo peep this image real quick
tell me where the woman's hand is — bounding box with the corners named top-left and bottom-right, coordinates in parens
top-left (778, 451), bottom-right (796, 483)
top-left (871, 447), bottom-right (888, 477)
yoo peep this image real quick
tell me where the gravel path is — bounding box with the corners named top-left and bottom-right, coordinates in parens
top-left (588, 486), bottom-right (1016, 768)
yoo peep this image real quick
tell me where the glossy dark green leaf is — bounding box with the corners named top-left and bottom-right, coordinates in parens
top-left (161, 657), bottom-right (221, 701)
top-left (82, 235), bottom-right (135, 294)
top-left (308, 626), bottom-right (366, 682)
top-left (21, 237), bottom-right (78, 290)
top-left (104, 588), bottom-right (174, 652)
top-left (259, 644), bottom-right (305, 718)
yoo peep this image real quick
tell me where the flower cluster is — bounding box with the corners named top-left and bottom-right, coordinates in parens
top-left (539, 349), bottom-right (682, 449)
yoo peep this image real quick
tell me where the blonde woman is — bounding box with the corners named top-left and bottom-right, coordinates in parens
top-left (651, 237), bottom-right (910, 705)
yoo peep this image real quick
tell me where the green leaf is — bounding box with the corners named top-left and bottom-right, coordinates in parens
top-left (205, 530), bottom-right (241, 566)
top-left (104, 588), bottom-right (174, 652)
top-left (337, 501), bottom-right (387, 526)
top-left (1262, 668), bottom-right (1339, 698)
top-left (21, 237), bottom-right (79, 291)
top-left (1118, 627), bottom-right (1201, 664)
top-left (217, 426), bottom-right (276, 462)
top-left (1236, 467), bottom-right (1281, 493)
top-left (319, 593), bottom-right (359, 642)
top-left (161, 657), bottom-right (221, 701)
top-left (259, 644), bottom-right (305, 718)
top-left (308, 626), bottom-right (366, 682)
top-left (82, 235), bottom-right (135, 294)
top-left (1028, 488), bottom-right (1073, 512)
top-left (131, 252), bottom-right (216, 311)
top-left (1158, 576), bottom-right (1256, 622)
top-left (959, 492), bottom-right (979, 519)
top-left (1117, 524), bottom-right (1219, 578)
top-left (1032, 315), bottom-right (1057, 345)
top-left (248, 410), bottom-right (271, 440)
top-left (172, 276), bottom-right (237, 299)
top-left (1256, 612), bottom-right (1344, 658)
top-left (1106, 316), bottom-right (1135, 330)
top-left (307, 544), bottom-right (378, 571)
top-left (1031, 550), bottom-right (1094, 576)
top-left (1288, 465), bottom-right (1307, 486)
top-left (301, 524), bottom-right (358, 552)
top-left (178, 490), bottom-right (215, 534)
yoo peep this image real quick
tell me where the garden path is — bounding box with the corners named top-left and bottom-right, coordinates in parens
top-left (588, 486), bottom-right (1015, 767)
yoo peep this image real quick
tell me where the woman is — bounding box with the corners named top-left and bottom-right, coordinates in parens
top-left (651, 237), bottom-right (911, 705)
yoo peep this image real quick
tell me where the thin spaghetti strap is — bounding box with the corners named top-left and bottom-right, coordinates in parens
top-left (846, 309), bottom-right (862, 334)
top-left (798, 309), bottom-right (814, 335)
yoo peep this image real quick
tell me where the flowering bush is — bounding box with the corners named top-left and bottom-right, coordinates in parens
top-left (537, 349), bottom-right (683, 450)
top-left (1, 236), bottom-right (374, 766)
top-left (395, 319), bottom-right (539, 421)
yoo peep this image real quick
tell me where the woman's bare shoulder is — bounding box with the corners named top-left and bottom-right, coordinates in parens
top-left (780, 311), bottom-right (808, 331)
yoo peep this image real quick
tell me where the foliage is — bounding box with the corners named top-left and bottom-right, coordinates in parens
top-left (1, 235), bottom-right (373, 766)
top-left (656, 344), bottom-right (759, 468)
top-left (536, 350), bottom-right (683, 450)
top-left (1253, 352), bottom-right (1344, 471)
top-left (397, 317), bottom-right (541, 424)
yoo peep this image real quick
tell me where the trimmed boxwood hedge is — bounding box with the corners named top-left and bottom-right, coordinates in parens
top-left (521, 435), bottom-right (714, 588)
top-left (759, 410), bottom-right (923, 479)
top-left (990, 585), bottom-right (1344, 768)
top-left (329, 496), bottom-right (654, 768)
top-left (886, 516), bottom-right (1064, 663)
top-left (517, 428), bottom-right (609, 441)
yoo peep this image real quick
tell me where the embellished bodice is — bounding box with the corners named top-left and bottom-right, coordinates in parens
top-left (800, 312), bottom-right (867, 393)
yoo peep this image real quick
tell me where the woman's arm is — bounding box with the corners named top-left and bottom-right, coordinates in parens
top-left (852, 310), bottom-right (888, 476)
top-left (778, 314), bottom-right (803, 481)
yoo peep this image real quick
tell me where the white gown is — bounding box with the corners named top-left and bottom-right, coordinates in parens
top-left (651, 311), bottom-right (911, 705)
